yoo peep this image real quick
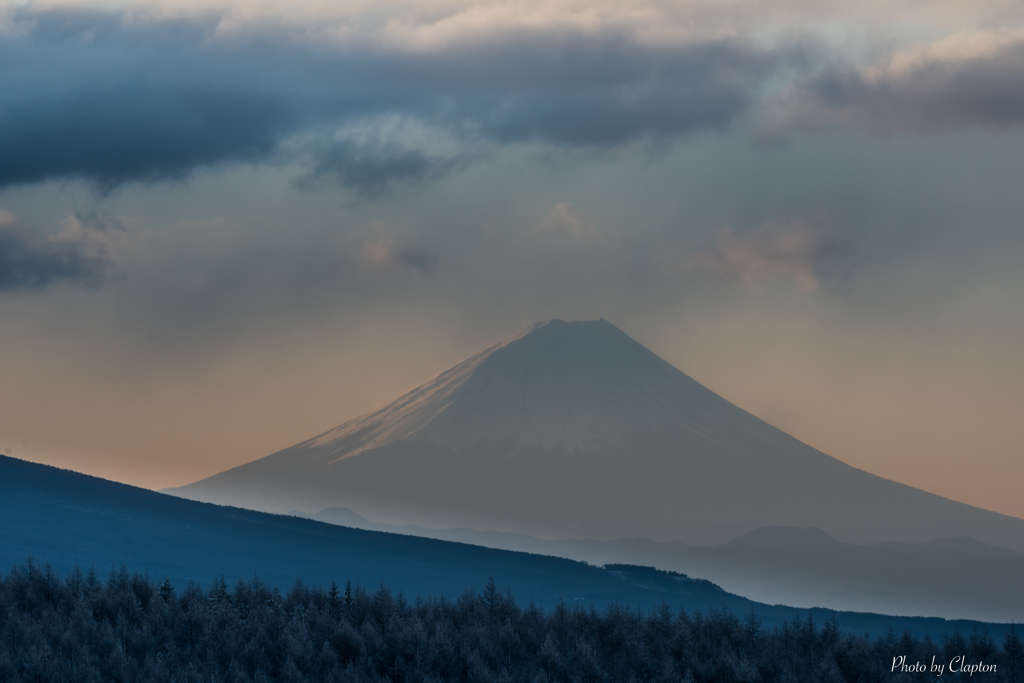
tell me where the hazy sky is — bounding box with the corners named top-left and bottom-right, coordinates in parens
top-left (1, 0), bottom-right (1023, 519)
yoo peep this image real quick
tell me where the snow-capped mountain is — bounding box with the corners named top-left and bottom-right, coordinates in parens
top-left (167, 319), bottom-right (1024, 552)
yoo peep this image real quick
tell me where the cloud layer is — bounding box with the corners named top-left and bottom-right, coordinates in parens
top-left (4, 6), bottom-right (1024, 195)
top-left (0, 5), bottom-right (785, 193)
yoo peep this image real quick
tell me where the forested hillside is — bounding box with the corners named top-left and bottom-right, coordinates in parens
top-left (1, 561), bottom-right (1020, 683)
top-left (7, 453), bottom-right (1012, 638)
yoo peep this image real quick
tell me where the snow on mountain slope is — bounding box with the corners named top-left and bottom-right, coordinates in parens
top-left (280, 319), bottom-right (746, 457)
top-left (166, 319), bottom-right (1024, 552)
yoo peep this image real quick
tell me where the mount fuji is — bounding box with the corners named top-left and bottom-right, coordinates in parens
top-left (168, 318), bottom-right (1024, 553)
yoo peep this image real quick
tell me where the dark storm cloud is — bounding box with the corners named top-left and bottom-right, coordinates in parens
top-left (0, 222), bottom-right (110, 292)
top-left (410, 30), bottom-right (781, 146)
top-left (0, 10), bottom-right (299, 192)
top-left (778, 38), bottom-right (1024, 132)
top-left (0, 6), bottom-right (790, 192)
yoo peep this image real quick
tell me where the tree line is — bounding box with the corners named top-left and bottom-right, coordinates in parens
top-left (0, 559), bottom-right (1021, 683)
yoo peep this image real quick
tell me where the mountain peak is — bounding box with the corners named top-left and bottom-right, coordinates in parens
top-left (297, 317), bottom-right (720, 457)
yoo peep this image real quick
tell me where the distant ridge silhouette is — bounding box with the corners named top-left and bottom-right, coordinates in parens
top-left (168, 319), bottom-right (1024, 552)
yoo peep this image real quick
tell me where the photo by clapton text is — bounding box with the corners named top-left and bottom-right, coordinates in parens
top-left (893, 655), bottom-right (998, 677)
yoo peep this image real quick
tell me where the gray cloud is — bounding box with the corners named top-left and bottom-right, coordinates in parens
top-left (70, 209), bottom-right (128, 234)
top-left (357, 229), bottom-right (437, 275)
top-left (680, 220), bottom-right (852, 292)
top-left (391, 245), bottom-right (437, 273)
top-left (298, 139), bottom-right (474, 199)
top-left (0, 214), bottom-right (111, 291)
top-left (777, 38), bottom-right (1024, 133)
top-left (430, 31), bottom-right (780, 146)
top-left (530, 203), bottom-right (604, 242)
top-left (0, 6), bottom-right (792, 193)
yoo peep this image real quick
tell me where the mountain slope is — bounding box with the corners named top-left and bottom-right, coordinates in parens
top-left (167, 318), bottom-right (1024, 552)
top-left (0, 453), bottom-right (725, 611)
top-left (0, 454), bottom-right (1014, 637)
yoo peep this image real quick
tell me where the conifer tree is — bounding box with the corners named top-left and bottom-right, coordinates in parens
top-left (1005, 622), bottom-right (1024, 683)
